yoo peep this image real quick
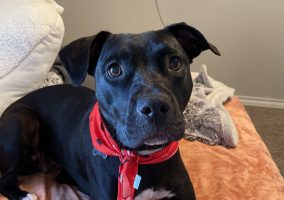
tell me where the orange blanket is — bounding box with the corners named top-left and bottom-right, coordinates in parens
top-left (180, 97), bottom-right (284, 199)
top-left (1, 97), bottom-right (284, 199)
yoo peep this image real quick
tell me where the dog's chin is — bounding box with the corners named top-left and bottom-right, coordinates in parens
top-left (117, 134), bottom-right (171, 155)
top-left (136, 138), bottom-right (170, 155)
top-left (137, 148), bottom-right (163, 156)
top-left (116, 122), bottom-right (185, 155)
top-left (122, 136), bottom-right (181, 156)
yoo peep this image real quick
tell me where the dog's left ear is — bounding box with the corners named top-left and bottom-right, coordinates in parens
top-left (165, 22), bottom-right (221, 61)
top-left (59, 31), bottom-right (111, 86)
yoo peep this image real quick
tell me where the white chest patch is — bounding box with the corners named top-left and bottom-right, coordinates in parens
top-left (134, 188), bottom-right (175, 200)
top-left (21, 193), bottom-right (38, 200)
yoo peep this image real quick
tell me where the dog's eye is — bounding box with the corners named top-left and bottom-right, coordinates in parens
top-left (169, 56), bottom-right (182, 71)
top-left (107, 63), bottom-right (122, 77)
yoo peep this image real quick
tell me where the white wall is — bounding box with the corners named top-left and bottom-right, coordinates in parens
top-left (56, 0), bottom-right (284, 100)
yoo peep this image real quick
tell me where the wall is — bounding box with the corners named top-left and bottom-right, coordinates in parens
top-left (56, 0), bottom-right (284, 102)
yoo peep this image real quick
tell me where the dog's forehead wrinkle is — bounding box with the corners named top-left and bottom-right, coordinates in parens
top-left (113, 33), bottom-right (147, 48)
top-left (100, 34), bottom-right (148, 64)
top-left (106, 32), bottom-right (171, 52)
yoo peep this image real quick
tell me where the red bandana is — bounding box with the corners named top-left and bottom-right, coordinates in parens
top-left (89, 103), bottom-right (178, 200)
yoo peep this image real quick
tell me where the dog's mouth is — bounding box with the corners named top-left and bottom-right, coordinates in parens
top-left (135, 138), bottom-right (169, 155)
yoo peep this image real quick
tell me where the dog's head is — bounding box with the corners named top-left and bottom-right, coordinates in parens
top-left (60, 22), bottom-right (220, 153)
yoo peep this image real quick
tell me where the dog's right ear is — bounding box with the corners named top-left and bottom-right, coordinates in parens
top-left (59, 31), bottom-right (111, 86)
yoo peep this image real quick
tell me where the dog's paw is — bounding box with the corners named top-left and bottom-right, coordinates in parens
top-left (21, 193), bottom-right (38, 200)
top-left (135, 188), bottom-right (175, 200)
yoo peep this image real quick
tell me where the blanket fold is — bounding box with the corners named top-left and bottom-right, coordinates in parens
top-left (183, 64), bottom-right (238, 147)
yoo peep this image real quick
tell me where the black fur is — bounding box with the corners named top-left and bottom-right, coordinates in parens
top-left (0, 22), bottom-right (220, 200)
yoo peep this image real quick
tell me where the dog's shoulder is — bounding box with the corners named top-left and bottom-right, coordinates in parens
top-left (3, 85), bottom-right (96, 117)
top-left (22, 84), bottom-right (95, 102)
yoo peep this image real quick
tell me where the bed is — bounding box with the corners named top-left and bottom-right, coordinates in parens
top-left (180, 97), bottom-right (284, 200)
top-left (1, 96), bottom-right (283, 200)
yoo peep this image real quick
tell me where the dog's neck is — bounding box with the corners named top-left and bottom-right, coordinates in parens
top-left (100, 113), bottom-right (124, 148)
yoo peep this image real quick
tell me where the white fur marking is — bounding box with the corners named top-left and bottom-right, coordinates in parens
top-left (21, 193), bottom-right (38, 200)
top-left (134, 188), bottom-right (175, 200)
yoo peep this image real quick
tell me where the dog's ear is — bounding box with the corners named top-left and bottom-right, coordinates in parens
top-left (165, 22), bottom-right (220, 61)
top-left (59, 31), bottom-right (111, 86)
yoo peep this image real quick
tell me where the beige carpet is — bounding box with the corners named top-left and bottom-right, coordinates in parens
top-left (245, 106), bottom-right (284, 176)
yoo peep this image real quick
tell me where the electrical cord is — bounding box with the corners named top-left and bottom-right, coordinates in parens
top-left (155, 0), bottom-right (166, 27)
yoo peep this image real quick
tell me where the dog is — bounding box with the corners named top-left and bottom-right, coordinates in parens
top-left (0, 22), bottom-right (220, 200)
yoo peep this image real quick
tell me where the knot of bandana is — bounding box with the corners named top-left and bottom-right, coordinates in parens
top-left (89, 102), bottom-right (179, 200)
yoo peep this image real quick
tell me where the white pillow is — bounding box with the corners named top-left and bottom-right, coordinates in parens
top-left (0, 0), bottom-right (64, 115)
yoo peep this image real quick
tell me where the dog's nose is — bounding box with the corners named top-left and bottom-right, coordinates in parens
top-left (138, 97), bottom-right (170, 118)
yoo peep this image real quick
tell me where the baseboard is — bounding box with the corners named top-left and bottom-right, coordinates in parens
top-left (238, 95), bottom-right (284, 109)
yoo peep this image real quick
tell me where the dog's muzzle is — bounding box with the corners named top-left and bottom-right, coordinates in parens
top-left (137, 96), bottom-right (171, 126)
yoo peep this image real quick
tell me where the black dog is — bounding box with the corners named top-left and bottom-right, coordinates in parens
top-left (0, 22), bottom-right (220, 200)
